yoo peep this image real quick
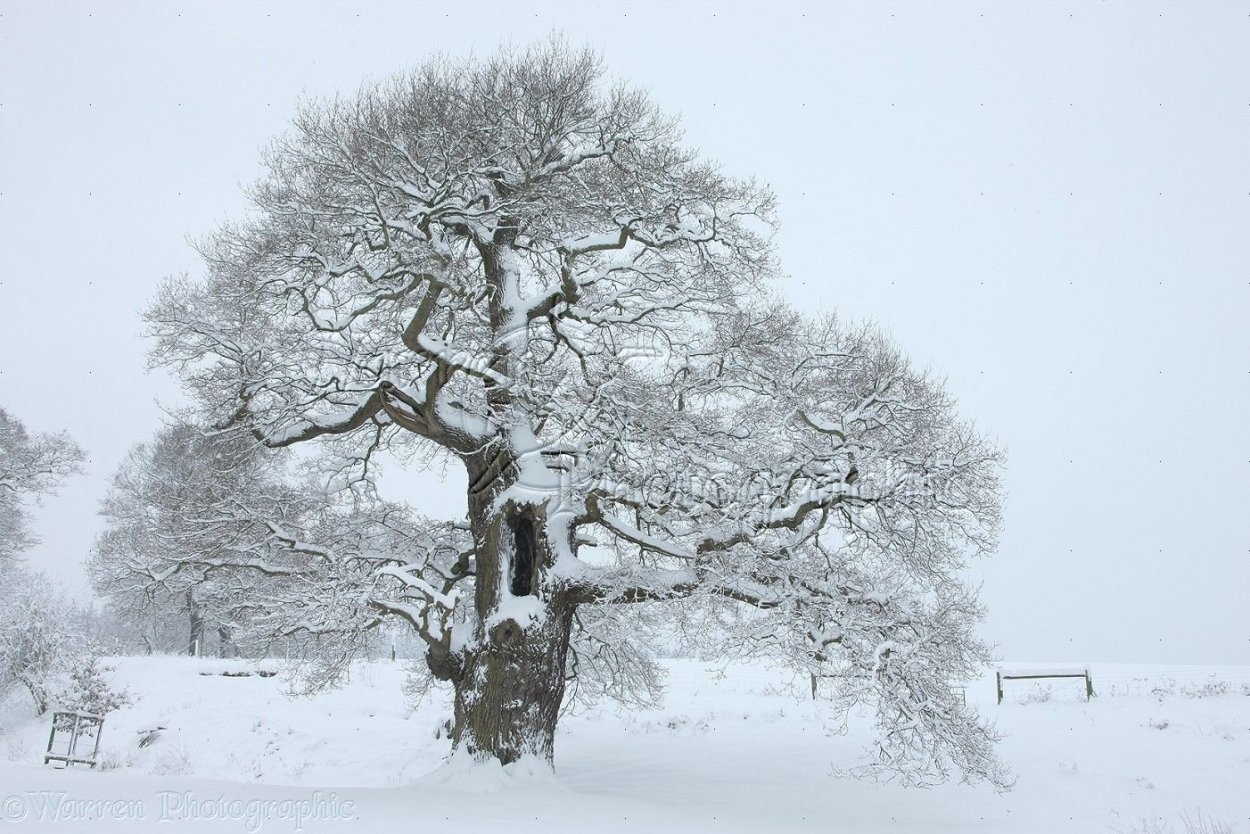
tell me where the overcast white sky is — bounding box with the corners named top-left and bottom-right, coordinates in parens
top-left (1, 0), bottom-right (1246, 664)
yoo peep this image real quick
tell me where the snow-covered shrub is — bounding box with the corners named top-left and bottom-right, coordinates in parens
top-left (0, 576), bottom-right (81, 715)
top-left (62, 658), bottom-right (132, 716)
top-left (1180, 679), bottom-right (1230, 699)
top-left (96, 748), bottom-right (124, 771)
top-left (1016, 684), bottom-right (1053, 705)
top-left (0, 570), bottom-right (130, 716)
top-left (151, 743), bottom-right (193, 776)
top-left (1151, 678), bottom-right (1178, 699)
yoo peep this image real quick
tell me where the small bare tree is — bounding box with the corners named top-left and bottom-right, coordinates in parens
top-left (148, 39), bottom-right (1006, 785)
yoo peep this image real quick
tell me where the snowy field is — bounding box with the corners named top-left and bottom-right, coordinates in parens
top-left (1, 657), bottom-right (1247, 833)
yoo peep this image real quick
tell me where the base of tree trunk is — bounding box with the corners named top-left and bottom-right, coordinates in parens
top-left (449, 603), bottom-right (574, 765)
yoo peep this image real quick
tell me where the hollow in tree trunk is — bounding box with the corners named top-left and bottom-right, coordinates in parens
top-left (427, 482), bottom-right (579, 765)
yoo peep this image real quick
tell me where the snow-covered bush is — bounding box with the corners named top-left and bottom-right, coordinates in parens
top-left (1016, 684), bottom-right (1054, 705)
top-left (151, 743), bottom-right (194, 776)
top-left (62, 657), bottom-right (133, 716)
top-left (0, 575), bottom-right (79, 715)
top-left (0, 571), bottom-right (130, 716)
top-left (1179, 679), bottom-right (1231, 699)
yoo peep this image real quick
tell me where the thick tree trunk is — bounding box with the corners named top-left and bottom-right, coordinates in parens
top-left (448, 598), bottom-right (575, 764)
top-left (430, 239), bottom-right (583, 765)
top-left (429, 450), bottom-right (578, 765)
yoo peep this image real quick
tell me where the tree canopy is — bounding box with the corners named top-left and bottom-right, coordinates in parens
top-left (0, 407), bottom-right (85, 572)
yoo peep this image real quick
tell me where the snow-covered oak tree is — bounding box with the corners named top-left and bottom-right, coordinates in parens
top-left (0, 407), bottom-right (85, 574)
top-left (148, 40), bottom-right (1007, 785)
top-left (88, 423), bottom-right (308, 657)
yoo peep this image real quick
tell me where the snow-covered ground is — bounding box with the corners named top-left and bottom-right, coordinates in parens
top-left (1, 657), bottom-right (1247, 832)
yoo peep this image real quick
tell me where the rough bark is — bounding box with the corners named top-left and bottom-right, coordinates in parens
top-left (448, 597), bottom-right (575, 764)
top-left (425, 449), bottom-right (579, 764)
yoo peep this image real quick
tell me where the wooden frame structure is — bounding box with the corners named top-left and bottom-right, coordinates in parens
top-left (996, 667), bottom-right (1094, 704)
top-left (43, 711), bottom-right (104, 768)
